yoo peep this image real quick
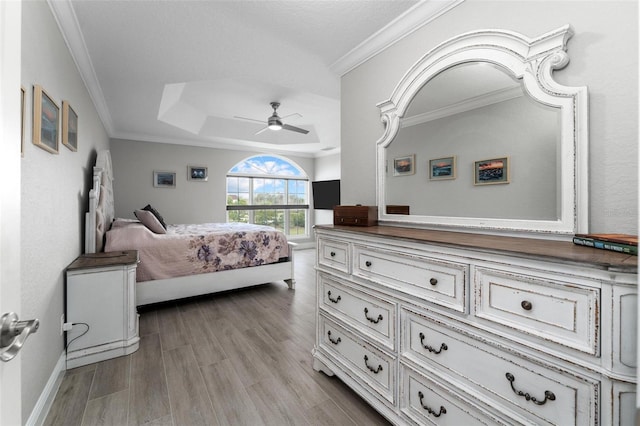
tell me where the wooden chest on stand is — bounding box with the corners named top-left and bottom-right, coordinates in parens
top-left (333, 205), bottom-right (378, 226)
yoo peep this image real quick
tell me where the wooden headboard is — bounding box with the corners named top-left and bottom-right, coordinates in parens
top-left (85, 150), bottom-right (115, 253)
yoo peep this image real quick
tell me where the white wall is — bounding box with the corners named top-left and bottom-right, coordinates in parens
top-left (20, 0), bottom-right (110, 420)
top-left (110, 139), bottom-right (317, 241)
top-left (313, 152), bottom-right (341, 225)
top-left (341, 0), bottom-right (638, 234)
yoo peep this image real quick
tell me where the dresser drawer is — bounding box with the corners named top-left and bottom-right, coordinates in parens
top-left (474, 266), bottom-right (599, 355)
top-left (402, 309), bottom-right (597, 425)
top-left (320, 316), bottom-right (396, 404)
top-left (319, 274), bottom-right (396, 350)
top-left (400, 364), bottom-right (508, 425)
top-left (353, 246), bottom-right (468, 312)
top-left (317, 237), bottom-right (350, 273)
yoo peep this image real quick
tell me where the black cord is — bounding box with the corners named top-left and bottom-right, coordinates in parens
top-left (65, 322), bottom-right (90, 352)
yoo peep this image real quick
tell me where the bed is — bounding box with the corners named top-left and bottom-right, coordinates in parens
top-left (85, 150), bottom-right (295, 306)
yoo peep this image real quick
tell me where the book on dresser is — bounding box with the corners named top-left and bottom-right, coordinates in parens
top-left (573, 233), bottom-right (638, 255)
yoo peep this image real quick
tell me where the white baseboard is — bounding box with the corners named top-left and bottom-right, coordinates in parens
top-left (26, 351), bottom-right (66, 426)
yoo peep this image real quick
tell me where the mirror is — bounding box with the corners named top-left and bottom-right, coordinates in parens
top-left (376, 25), bottom-right (588, 235)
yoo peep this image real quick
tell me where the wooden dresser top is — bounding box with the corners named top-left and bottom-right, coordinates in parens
top-left (67, 250), bottom-right (139, 271)
top-left (315, 225), bottom-right (638, 273)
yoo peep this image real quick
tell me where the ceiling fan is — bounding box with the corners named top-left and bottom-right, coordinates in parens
top-left (235, 102), bottom-right (309, 135)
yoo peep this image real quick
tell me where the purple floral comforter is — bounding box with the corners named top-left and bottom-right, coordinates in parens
top-left (105, 221), bottom-right (289, 282)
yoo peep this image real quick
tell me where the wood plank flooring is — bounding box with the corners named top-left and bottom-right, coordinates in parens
top-left (44, 249), bottom-right (391, 426)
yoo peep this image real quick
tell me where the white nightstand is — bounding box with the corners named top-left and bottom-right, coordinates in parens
top-left (65, 250), bottom-right (139, 368)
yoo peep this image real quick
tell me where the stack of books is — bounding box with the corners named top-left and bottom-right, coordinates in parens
top-left (573, 233), bottom-right (638, 255)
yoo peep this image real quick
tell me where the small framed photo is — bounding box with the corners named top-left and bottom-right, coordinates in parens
top-left (20, 86), bottom-right (25, 157)
top-left (153, 171), bottom-right (176, 188)
top-left (429, 156), bottom-right (456, 180)
top-left (32, 84), bottom-right (59, 154)
top-left (188, 165), bottom-right (208, 181)
top-left (393, 154), bottom-right (415, 176)
top-left (61, 100), bottom-right (78, 152)
top-left (474, 157), bottom-right (510, 185)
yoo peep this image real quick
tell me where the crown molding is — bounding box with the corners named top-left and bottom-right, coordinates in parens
top-left (330, 0), bottom-right (465, 76)
top-left (47, 0), bottom-right (114, 134)
top-left (401, 86), bottom-right (523, 127)
top-left (111, 131), bottom-right (320, 158)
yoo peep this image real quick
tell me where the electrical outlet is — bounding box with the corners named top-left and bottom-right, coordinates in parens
top-left (60, 314), bottom-right (65, 336)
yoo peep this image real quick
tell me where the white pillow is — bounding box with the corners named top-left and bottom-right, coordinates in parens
top-left (134, 209), bottom-right (167, 234)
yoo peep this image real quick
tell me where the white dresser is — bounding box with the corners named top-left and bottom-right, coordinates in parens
top-left (313, 225), bottom-right (637, 425)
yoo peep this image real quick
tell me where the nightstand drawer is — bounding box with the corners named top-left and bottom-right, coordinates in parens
top-left (319, 274), bottom-right (395, 350)
top-left (402, 309), bottom-right (597, 426)
top-left (317, 237), bottom-right (350, 273)
top-left (353, 245), bottom-right (468, 312)
top-left (474, 266), bottom-right (599, 355)
top-left (320, 316), bottom-right (395, 404)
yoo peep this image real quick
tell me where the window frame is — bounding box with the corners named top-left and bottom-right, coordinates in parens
top-left (226, 157), bottom-right (310, 238)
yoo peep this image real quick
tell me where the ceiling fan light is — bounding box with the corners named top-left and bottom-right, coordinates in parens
top-left (268, 117), bottom-right (283, 130)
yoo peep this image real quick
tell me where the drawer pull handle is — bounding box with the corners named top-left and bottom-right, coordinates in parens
top-left (429, 278), bottom-right (438, 286)
top-left (505, 373), bottom-right (556, 406)
top-left (521, 300), bottom-right (532, 310)
top-left (327, 291), bottom-right (341, 304)
top-left (418, 391), bottom-right (447, 417)
top-left (363, 308), bottom-right (383, 324)
top-left (365, 260), bottom-right (372, 267)
top-left (327, 330), bottom-right (341, 345)
top-left (330, 251), bottom-right (336, 257)
top-left (419, 332), bottom-right (448, 354)
top-left (363, 355), bottom-right (383, 374)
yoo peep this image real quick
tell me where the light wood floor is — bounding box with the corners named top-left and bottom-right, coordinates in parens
top-left (44, 249), bottom-right (391, 426)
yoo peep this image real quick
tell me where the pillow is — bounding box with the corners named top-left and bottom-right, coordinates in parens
top-left (142, 204), bottom-right (167, 229)
top-left (111, 218), bottom-right (139, 228)
top-left (134, 209), bottom-right (167, 234)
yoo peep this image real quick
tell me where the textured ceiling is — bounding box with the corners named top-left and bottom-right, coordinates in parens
top-left (53, 0), bottom-right (463, 156)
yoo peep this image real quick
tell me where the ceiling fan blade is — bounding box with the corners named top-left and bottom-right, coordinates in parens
top-left (234, 115), bottom-right (264, 124)
top-left (282, 124), bottom-right (309, 134)
top-left (254, 126), bottom-right (269, 135)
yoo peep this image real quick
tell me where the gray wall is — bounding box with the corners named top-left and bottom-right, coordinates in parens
top-left (110, 139), bottom-right (316, 240)
top-left (341, 0), bottom-right (638, 234)
top-left (20, 1), bottom-right (110, 420)
top-left (386, 96), bottom-right (559, 220)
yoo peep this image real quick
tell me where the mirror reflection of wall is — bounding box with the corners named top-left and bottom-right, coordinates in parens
top-left (385, 62), bottom-right (561, 220)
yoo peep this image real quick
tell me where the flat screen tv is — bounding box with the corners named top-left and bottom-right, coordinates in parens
top-left (312, 179), bottom-right (340, 210)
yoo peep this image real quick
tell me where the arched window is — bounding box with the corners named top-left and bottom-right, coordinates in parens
top-left (226, 155), bottom-right (309, 238)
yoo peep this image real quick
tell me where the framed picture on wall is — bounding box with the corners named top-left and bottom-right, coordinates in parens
top-left (429, 156), bottom-right (456, 180)
top-left (474, 157), bottom-right (510, 185)
top-left (32, 84), bottom-right (59, 154)
top-left (393, 154), bottom-right (415, 176)
top-left (62, 100), bottom-right (78, 152)
top-left (153, 171), bottom-right (176, 188)
top-left (21, 86), bottom-right (25, 157)
top-left (187, 165), bottom-right (208, 181)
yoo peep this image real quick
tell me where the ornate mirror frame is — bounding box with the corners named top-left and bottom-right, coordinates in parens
top-left (376, 25), bottom-right (588, 235)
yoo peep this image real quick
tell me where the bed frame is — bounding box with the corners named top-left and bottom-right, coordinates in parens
top-left (85, 151), bottom-right (295, 306)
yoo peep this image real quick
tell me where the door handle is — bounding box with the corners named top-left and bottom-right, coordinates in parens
top-left (0, 312), bottom-right (39, 362)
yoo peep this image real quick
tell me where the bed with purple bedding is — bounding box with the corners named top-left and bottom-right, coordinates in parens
top-left (85, 151), bottom-right (295, 306)
top-left (105, 220), bottom-right (290, 282)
